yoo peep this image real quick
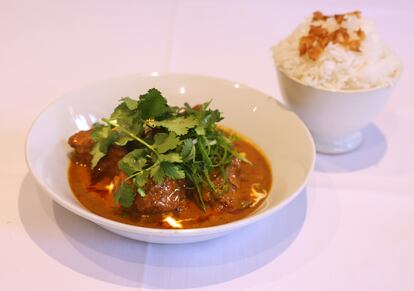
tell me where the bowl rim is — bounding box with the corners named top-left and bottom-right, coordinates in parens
top-left (276, 65), bottom-right (402, 94)
top-left (25, 72), bottom-right (316, 237)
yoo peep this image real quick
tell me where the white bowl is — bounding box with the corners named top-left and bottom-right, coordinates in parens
top-left (277, 68), bottom-right (400, 154)
top-left (26, 73), bottom-right (315, 244)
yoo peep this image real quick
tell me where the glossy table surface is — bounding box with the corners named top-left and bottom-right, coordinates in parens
top-left (1, 1), bottom-right (413, 290)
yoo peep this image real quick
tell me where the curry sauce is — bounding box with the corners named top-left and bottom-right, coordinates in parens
top-left (68, 132), bottom-right (272, 229)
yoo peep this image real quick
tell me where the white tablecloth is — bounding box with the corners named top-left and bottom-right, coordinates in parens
top-left (1, 1), bottom-right (413, 290)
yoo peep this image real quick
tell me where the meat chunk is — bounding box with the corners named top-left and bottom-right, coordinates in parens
top-left (201, 158), bottom-right (243, 211)
top-left (92, 146), bottom-right (127, 181)
top-left (227, 158), bottom-right (241, 189)
top-left (68, 129), bottom-right (94, 154)
top-left (134, 178), bottom-right (188, 214)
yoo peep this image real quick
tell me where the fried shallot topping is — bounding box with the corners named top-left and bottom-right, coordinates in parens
top-left (300, 11), bottom-right (365, 61)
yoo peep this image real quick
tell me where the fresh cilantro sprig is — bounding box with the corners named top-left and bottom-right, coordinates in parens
top-left (89, 88), bottom-right (245, 210)
top-left (102, 118), bottom-right (186, 208)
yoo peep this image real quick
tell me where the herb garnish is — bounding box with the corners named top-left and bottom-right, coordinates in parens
top-left (90, 88), bottom-right (247, 210)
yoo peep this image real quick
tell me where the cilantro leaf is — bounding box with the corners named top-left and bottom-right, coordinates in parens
top-left (153, 132), bottom-right (181, 154)
top-left (90, 146), bottom-right (106, 169)
top-left (118, 149), bottom-right (147, 176)
top-left (111, 103), bottom-right (136, 127)
top-left (150, 116), bottom-right (198, 135)
top-left (138, 88), bottom-right (168, 119)
top-left (114, 124), bottom-right (143, 146)
top-left (114, 135), bottom-right (133, 146)
top-left (159, 152), bottom-right (183, 163)
top-left (114, 182), bottom-right (136, 208)
top-left (203, 109), bottom-right (222, 127)
top-left (110, 98), bottom-right (143, 144)
top-left (195, 126), bottom-right (205, 136)
top-left (181, 139), bottom-right (195, 162)
top-left (90, 125), bottom-right (116, 168)
top-left (121, 97), bottom-right (138, 110)
top-left (148, 153), bottom-right (184, 185)
top-left (91, 124), bottom-right (113, 142)
top-left (197, 136), bottom-right (212, 167)
top-left (150, 163), bottom-right (164, 184)
top-left (161, 162), bottom-right (185, 179)
top-left (137, 187), bottom-right (146, 197)
top-left (186, 101), bottom-right (223, 131)
top-left (133, 171), bottom-right (149, 188)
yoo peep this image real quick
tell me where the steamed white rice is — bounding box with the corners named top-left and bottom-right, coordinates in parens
top-left (273, 13), bottom-right (401, 90)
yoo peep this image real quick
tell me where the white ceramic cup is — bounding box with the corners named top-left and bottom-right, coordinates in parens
top-left (276, 68), bottom-right (400, 154)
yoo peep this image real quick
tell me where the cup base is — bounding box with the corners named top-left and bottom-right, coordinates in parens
top-left (314, 131), bottom-right (363, 154)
